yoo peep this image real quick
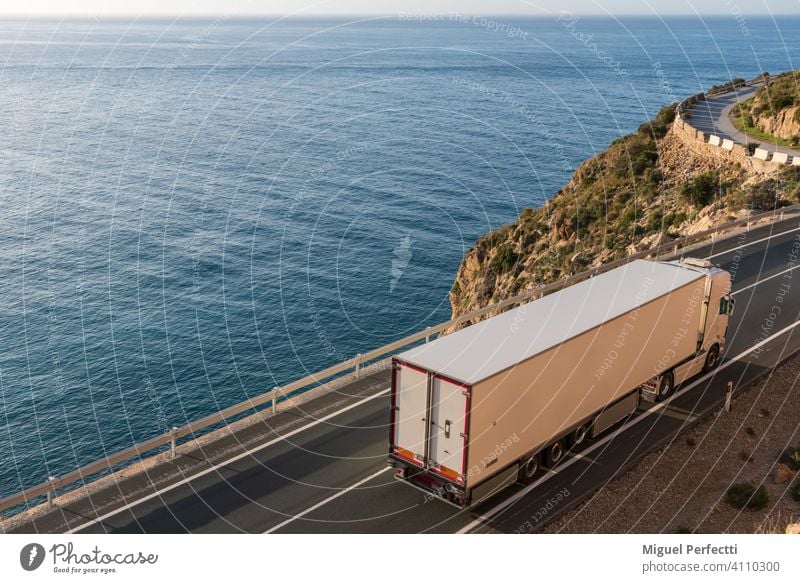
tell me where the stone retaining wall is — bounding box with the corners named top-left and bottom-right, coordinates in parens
top-left (674, 86), bottom-right (790, 174)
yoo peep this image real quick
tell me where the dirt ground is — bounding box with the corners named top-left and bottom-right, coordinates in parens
top-left (543, 354), bottom-right (800, 534)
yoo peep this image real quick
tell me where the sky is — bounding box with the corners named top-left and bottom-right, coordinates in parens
top-left (0, 0), bottom-right (798, 17)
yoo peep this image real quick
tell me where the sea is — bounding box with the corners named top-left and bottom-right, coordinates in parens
top-left (1, 14), bottom-right (799, 501)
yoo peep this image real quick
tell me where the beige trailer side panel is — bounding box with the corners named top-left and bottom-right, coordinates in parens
top-left (464, 277), bottom-right (706, 488)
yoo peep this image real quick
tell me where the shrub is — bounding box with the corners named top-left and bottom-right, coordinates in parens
top-left (745, 426), bottom-right (755, 436)
top-left (631, 150), bottom-right (659, 175)
top-left (771, 93), bottom-right (794, 111)
top-left (744, 181), bottom-right (779, 211)
top-left (728, 188), bottom-right (747, 211)
top-left (680, 171), bottom-right (719, 207)
top-left (490, 244), bottom-right (519, 274)
top-left (793, 476), bottom-right (800, 502)
top-left (686, 437), bottom-right (697, 447)
top-left (780, 446), bottom-right (800, 471)
top-left (726, 483), bottom-right (769, 510)
top-left (647, 208), bottom-right (664, 232)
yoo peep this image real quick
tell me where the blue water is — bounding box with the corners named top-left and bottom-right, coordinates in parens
top-left (1, 15), bottom-right (799, 500)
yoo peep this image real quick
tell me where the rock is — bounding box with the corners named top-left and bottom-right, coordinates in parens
top-left (785, 523), bottom-right (800, 534)
top-left (626, 232), bottom-right (670, 255)
top-left (756, 105), bottom-right (800, 142)
top-left (773, 463), bottom-right (794, 485)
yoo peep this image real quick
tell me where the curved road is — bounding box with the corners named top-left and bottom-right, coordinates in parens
top-left (689, 84), bottom-right (800, 159)
top-left (6, 218), bottom-right (800, 534)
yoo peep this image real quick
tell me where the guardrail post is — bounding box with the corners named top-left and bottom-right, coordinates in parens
top-left (272, 387), bottom-right (279, 415)
top-left (746, 221), bottom-right (751, 232)
top-left (780, 209), bottom-right (784, 221)
top-left (47, 476), bottom-right (56, 508)
top-left (170, 427), bottom-right (178, 459)
top-left (355, 354), bottom-right (363, 379)
top-left (724, 381), bottom-right (733, 412)
top-left (425, 326), bottom-right (431, 343)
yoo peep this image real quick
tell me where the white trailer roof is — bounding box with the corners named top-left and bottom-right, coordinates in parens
top-left (397, 260), bottom-right (706, 384)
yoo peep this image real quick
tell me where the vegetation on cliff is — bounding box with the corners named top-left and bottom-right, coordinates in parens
top-left (450, 78), bottom-right (800, 322)
top-left (731, 70), bottom-right (800, 147)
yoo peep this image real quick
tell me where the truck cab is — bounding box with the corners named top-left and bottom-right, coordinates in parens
top-left (639, 258), bottom-right (733, 401)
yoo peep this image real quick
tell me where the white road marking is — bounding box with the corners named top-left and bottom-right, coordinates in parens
top-left (733, 263), bottom-right (800, 296)
top-left (458, 317), bottom-right (800, 534)
top-left (263, 466), bottom-right (392, 534)
top-left (705, 224), bottom-right (800, 260)
top-left (567, 452), bottom-right (598, 465)
top-left (68, 387), bottom-right (390, 533)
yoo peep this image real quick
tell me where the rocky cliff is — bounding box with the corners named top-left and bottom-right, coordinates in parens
top-left (450, 97), bottom-right (800, 324)
top-left (733, 70), bottom-right (800, 144)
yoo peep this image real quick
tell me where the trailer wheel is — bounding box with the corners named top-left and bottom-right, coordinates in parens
top-left (655, 370), bottom-right (675, 402)
top-left (569, 423), bottom-right (590, 448)
top-left (517, 454), bottom-right (540, 484)
top-left (544, 439), bottom-right (566, 468)
top-left (703, 343), bottom-right (720, 373)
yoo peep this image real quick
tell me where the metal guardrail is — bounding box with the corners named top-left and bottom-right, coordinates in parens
top-left (2, 203), bottom-right (799, 517)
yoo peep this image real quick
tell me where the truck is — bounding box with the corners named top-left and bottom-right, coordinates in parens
top-left (388, 258), bottom-right (733, 507)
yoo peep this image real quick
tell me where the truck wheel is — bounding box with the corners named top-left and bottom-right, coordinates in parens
top-left (655, 371), bottom-right (675, 402)
top-left (703, 343), bottom-right (720, 373)
top-left (544, 439), bottom-right (566, 468)
top-left (517, 454), bottom-right (540, 484)
top-left (569, 423), bottom-right (590, 448)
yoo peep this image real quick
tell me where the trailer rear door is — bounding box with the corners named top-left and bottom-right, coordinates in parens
top-left (393, 362), bottom-right (428, 465)
top-left (428, 376), bottom-right (468, 482)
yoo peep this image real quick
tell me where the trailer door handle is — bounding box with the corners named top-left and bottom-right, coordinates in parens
top-left (444, 420), bottom-right (451, 438)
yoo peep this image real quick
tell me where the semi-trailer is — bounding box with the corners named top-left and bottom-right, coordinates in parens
top-left (388, 258), bottom-right (733, 507)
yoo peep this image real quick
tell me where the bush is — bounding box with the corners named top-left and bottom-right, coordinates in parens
top-left (771, 93), bottom-right (794, 111)
top-left (726, 483), bottom-right (769, 510)
top-left (746, 142), bottom-right (760, 155)
top-left (745, 181), bottom-right (779, 211)
top-left (780, 446), bottom-right (800, 471)
top-left (490, 244), bottom-right (519, 274)
top-left (680, 171), bottom-right (719, 207)
top-left (631, 150), bottom-right (659, 175)
top-left (647, 208), bottom-right (664, 232)
top-left (793, 477), bottom-right (800, 502)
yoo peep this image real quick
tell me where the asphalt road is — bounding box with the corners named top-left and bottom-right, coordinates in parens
top-left (689, 85), bottom-right (800, 158)
top-left (8, 218), bottom-right (800, 534)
